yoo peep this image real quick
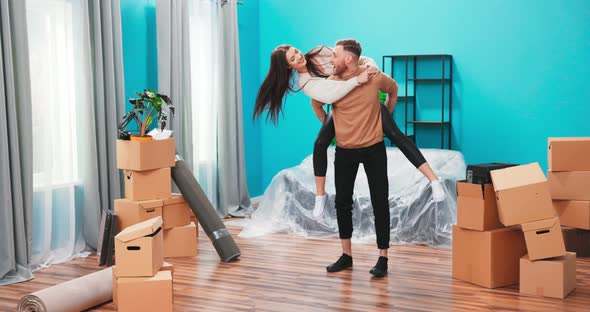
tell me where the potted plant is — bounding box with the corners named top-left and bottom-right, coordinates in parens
top-left (118, 89), bottom-right (175, 141)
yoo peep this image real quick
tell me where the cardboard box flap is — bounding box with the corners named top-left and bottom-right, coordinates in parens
top-left (139, 199), bottom-right (164, 210)
top-left (116, 216), bottom-right (163, 243)
top-left (163, 194), bottom-right (185, 206)
top-left (548, 137), bottom-right (590, 146)
top-left (490, 163), bottom-right (547, 191)
top-left (521, 218), bottom-right (558, 232)
top-left (456, 180), bottom-right (485, 198)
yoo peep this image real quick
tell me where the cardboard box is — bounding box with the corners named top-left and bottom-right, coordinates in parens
top-left (116, 138), bottom-right (176, 171)
top-left (562, 226), bottom-right (590, 257)
top-left (118, 270), bottom-right (173, 312)
top-left (456, 181), bottom-right (503, 231)
top-left (114, 217), bottom-right (164, 277)
top-left (112, 262), bottom-right (174, 307)
top-left (124, 168), bottom-right (172, 201)
top-left (114, 198), bottom-right (163, 231)
top-left (162, 194), bottom-right (191, 230)
top-left (519, 252), bottom-right (576, 299)
top-left (452, 225), bottom-right (527, 288)
top-left (548, 137), bottom-right (590, 171)
top-left (490, 163), bottom-right (555, 226)
top-left (548, 171), bottom-right (590, 201)
top-left (554, 200), bottom-right (590, 230)
top-left (521, 217), bottom-right (566, 261)
top-left (163, 222), bottom-right (198, 258)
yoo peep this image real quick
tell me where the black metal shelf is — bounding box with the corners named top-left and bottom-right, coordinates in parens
top-left (382, 54), bottom-right (452, 149)
top-left (408, 120), bottom-right (450, 125)
top-left (408, 78), bottom-right (450, 82)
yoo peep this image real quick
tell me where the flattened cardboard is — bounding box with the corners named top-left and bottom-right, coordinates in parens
top-left (548, 137), bottom-right (590, 171)
top-left (114, 217), bottom-right (164, 277)
top-left (114, 198), bottom-right (163, 231)
top-left (548, 171), bottom-right (590, 201)
top-left (554, 200), bottom-right (590, 230)
top-left (116, 138), bottom-right (176, 171)
top-left (490, 163), bottom-right (555, 226)
top-left (456, 181), bottom-right (503, 231)
top-left (519, 252), bottom-right (576, 299)
top-left (162, 194), bottom-right (191, 230)
top-left (452, 225), bottom-right (527, 288)
top-left (163, 222), bottom-right (198, 258)
top-left (522, 217), bottom-right (566, 261)
top-left (124, 168), bottom-right (172, 201)
top-left (117, 270), bottom-right (173, 312)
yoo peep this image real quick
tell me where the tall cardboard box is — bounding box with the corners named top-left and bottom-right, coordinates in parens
top-left (452, 225), bottom-right (527, 288)
top-left (124, 168), bottom-right (172, 201)
top-left (548, 171), bottom-right (590, 201)
top-left (116, 138), bottom-right (176, 171)
top-left (554, 200), bottom-right (590, 230)
top-left (113, 262), bottom-right (174, 307)
top-left (519, 252), bottom-right (576, 299)
top-left (163, 222), bottom-right (198, 258)
top-left (114, 198), bottom-right (163, 231)
top-left (118, 270), bottom-right (173, 312)
top-left (548, 137), bottom-right (590, 171)
top-left (456, 181), bottom-right (503, 231)
top-left (115, 217), bottom-right (164, 277)
top-left (490, 163), bottom-right (555, 226)
top-left (162, 194), bottom-right (191, 230)
top-left (521, 217), bottom-right (566, 261)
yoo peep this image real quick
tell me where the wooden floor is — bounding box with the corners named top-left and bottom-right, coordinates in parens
top-left (1, 225), bottom-right (589, 312)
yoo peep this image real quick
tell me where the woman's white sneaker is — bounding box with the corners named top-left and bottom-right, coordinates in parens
top-left (312, 194), bottom-right (328, 219)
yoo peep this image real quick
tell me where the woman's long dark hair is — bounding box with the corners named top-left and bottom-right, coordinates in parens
top-left (253, 45), bottom-right (330, 125)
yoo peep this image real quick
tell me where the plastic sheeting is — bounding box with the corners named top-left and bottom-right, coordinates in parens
top-left (229, 147), bottom-right (466, 248)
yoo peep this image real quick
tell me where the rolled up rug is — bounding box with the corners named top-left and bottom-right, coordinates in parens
top-left (171, 155), bottom-right (240, 262)
top-left (17, 267), bottom-right (112, 312)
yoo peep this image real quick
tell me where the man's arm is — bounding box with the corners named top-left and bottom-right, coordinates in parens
top-left (311, 99), bottom-right (328, 123)
top-left (379, 73), bottom-right (398, 113)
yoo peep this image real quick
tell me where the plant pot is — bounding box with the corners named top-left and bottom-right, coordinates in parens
top-left (130, 135), bottom-right (153, 142)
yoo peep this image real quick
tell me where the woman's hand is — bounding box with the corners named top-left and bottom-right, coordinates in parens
top-left (357, 70), bottom-right (370, 84)
top-left (366, 65), bottom-right (379, 77)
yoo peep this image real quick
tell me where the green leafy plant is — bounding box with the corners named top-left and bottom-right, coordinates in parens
top-left (379, 90), bottom-right (387, 104)
top-left (123, 89), bottom-right (175, 137)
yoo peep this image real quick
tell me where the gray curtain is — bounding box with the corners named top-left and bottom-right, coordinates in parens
top-left (0, 0), bottom-right (34, 285)
top-left (83, 0), bottom-right (125, 249)
top-left (156, 0), bottom-right (193, 170)
top-left (217, 0), bottom-right (251, 217)
top-left (156, 0), bottom-right (251, 217)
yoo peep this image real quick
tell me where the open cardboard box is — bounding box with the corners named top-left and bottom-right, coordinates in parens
top-left (114, 216), bottom-right (164, 277)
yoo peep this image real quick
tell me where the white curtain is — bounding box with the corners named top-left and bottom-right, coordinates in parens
top-left (188, 0), bottom-right (220, 209)
top-left (26, 0), bottom-right (93, 270)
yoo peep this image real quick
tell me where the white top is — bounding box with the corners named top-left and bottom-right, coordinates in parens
top-left (296, 45), bottom-right (378, 104)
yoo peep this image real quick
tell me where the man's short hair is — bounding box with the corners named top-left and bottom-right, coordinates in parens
top-left (335, 39), bottom-right (362, 58)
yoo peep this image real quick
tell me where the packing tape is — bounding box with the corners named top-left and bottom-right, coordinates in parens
top-left (210, 228), bottom-right (230, 241)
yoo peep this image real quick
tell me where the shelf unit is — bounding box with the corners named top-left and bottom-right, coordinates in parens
top-left (382, 54), bottom-right (452, 149)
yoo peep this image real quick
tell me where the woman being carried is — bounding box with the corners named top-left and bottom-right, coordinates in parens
top-left (254, 44), bottom-right (446, 219)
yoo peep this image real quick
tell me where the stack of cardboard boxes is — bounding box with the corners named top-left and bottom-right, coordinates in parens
top-left (453, 160), bottom-right (577, 299)
top-left (112, 217), bottom-right (174, 311)
top-left (115, 138), bottom-right (198, 258)
top-left (113, 138), bottom-right (200, 309)
top-left (548, 138), bottom-right (590, 258)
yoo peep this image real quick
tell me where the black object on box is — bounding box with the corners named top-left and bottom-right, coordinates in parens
top-left (466, 163), bottom-right (518, 184)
